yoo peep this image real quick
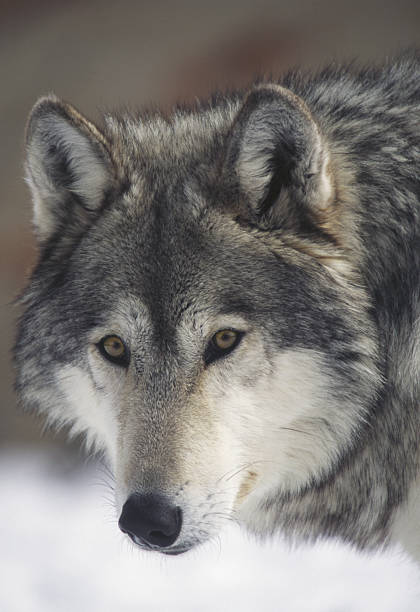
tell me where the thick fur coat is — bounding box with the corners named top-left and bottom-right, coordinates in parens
top-left (15, 52), bottom-right (420, 561)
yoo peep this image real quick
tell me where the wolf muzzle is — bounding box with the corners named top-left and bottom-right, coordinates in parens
top-left (118, 492), bottom-right (182, 550)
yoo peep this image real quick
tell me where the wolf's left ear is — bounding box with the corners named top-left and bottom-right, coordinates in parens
top-left (25, 95), bottom-right (114, 243)
top-left (225, 85), bottom-right (334, 230)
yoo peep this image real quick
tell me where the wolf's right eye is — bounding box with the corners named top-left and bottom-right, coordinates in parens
top-left (97, 335), bottom-right (129, 367)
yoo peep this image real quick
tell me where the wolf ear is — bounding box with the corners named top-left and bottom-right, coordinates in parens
top-left (225, 85), bottom-right (334, 231)
top-left (25, 95), bottom-right (114, 243)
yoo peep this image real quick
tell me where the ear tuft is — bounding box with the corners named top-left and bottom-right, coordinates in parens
top-left (25, 95), bottom-right (113, 242)
top-left (226, 85), bottom-right (334, 231)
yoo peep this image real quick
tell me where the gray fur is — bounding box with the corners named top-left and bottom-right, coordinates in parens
top-left (14, 51), bottom-right (420, 560)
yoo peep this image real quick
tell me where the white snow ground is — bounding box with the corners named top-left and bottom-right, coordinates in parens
top-left (1, 449), bottom-right (419, 612)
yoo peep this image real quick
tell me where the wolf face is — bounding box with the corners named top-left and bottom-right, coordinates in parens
top-left (16, 56), bottom-right (419, 555)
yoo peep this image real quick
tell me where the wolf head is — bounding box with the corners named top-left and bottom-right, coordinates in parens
top-left (15, 86), bottom-right (380, 554)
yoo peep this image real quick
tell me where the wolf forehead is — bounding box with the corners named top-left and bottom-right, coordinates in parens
top-left (104, 102), bottom-right (239, 185)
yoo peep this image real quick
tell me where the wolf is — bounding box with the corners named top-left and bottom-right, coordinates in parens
top-left (14, 52), bottom-right (420, 563)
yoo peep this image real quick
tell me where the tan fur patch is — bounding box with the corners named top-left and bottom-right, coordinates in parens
top-left (235, 470), bottom-right (258, 503)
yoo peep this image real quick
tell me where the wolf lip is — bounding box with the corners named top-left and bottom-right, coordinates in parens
top-left (128, 533), bottom-right (149, 548)
top-left (161, 546), bottom-right (190, 556)
top-left (126, 532), bottom-right (189, 555)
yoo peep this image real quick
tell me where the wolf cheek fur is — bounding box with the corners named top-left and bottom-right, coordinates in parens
top-left (15, 53), bottom-right (420, 562)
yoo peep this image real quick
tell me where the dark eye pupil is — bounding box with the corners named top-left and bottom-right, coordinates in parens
top-left (216, 331), bottom-right (234, 348)
top-left (109, 340), bottom-right (121, 353)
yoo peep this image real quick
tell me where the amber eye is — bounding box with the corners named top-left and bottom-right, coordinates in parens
top-left (97, 335), bottom-right (129, 366)
top-left (204, 329), bottom-right (243, 365)
top-left (213, 329), bottom-right (238, 350)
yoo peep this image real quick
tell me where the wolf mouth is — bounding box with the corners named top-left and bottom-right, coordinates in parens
top-left (161, 546), bottom-right (191, 556)
top-left (127, 533), bottom-right (191, 555)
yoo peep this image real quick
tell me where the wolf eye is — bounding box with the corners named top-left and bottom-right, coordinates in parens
top-left (97, 335), bottom-right (129, 366)
top-left (204, 329), bottom-right (243, 365)
top-left (214, 329), bottom-right (238, 350)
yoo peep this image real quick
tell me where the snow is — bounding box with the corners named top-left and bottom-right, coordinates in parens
top-left (1, 449), bottom-right (419, 612)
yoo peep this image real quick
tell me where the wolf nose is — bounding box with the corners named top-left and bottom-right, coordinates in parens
top-left (118, 493), bottom-right (182, 548)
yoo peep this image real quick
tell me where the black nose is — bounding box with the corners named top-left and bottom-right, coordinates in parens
top-left (118, 493), bottom-right (182, 549)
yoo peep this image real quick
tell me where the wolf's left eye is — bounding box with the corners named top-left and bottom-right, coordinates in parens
top-left (204, 329), bottom-right (243, 365)
top-left (97, 335), bottom-right (129, 367)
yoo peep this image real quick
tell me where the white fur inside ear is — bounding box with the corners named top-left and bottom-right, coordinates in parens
top-left (26, 111), bottom-right (110, 240)
top-left (47, 115), bottom-right (109, 208)
top-left (236, 113), bottom-right (276, 204)
top-left (308, 126), bottom-right (333, 210)
top-left (232, 87), bottom-right (334, 215)
top-left (25, 173), bottom-right (57, 242)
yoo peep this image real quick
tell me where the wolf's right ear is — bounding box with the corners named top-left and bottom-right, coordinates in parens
top-left (25, 95), bottom-right (114, 243)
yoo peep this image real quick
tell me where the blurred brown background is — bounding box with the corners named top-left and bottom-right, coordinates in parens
top-left (1, 0), bottom-right (419, 449)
